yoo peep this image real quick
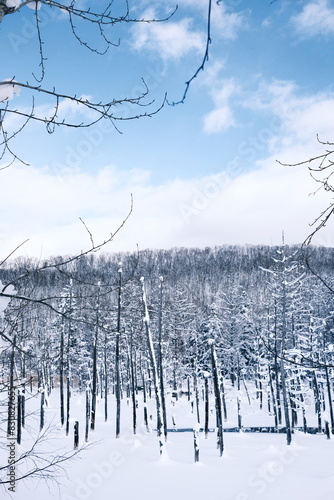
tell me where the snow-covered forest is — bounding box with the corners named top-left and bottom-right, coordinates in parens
top-left (2, 1), bottom-right (334, 498)
top-left (1, 243), bottom-right (334, 499)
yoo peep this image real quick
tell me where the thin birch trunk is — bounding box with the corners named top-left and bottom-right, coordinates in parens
top-left (115, 266), bottom-right (122, 438)
top-left (140, 277), bottom-right (164, 454)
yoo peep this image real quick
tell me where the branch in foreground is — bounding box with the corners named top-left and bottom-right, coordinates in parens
top-left (278, 135), bottom-right (334, 291)
top-left (0, 79), bottom-right (166, 166)
top-left (168, 0), bottom-right (212, 106)
top-left (0, 194), bottom-right (134, 310)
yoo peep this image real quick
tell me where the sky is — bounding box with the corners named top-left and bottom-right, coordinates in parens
top-left (1, 0), bottom-right (334, 259)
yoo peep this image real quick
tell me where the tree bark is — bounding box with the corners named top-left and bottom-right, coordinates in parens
top-left (40, 390), bottom-right (45, 431)
top-left (140, 277), bottom-right (164, 453)
top-left (115, 267), bottom-right (122, 438)
top-left (66, 375), bottom-right (71, 436)
top-left (85, 387), bottom-right (90, 442)
top-left (210, 340), bottom-right (224, 456)
top-left (204, 375), bottom-right (209, 438)
top-left (193, 429), bottom-right (200, 463)
top-left (74, 421), bottom-right (79, 449)
top-left (60, 323), bottom-right (65, 427)
top-left (91, 286), bottom-right (100, 431)
top-left (324, 363), bottom-right (334, 433)
top-left (17, 390), bottom-right (22, 445)
top-left (158, 277), bottom-right (168, 441)
top-left (7, 335), bottom-right (16, 438)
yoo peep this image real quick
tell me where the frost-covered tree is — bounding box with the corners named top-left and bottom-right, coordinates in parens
top-left (261, 242), bottom-right (310, 444)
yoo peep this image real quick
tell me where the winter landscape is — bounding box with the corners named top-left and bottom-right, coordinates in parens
top-left (2, 1), bottom-right (334, 499)
top-left (1, 246), bottom-right (334, 499)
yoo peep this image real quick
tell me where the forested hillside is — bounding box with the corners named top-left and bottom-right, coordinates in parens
top-left (1, 243), bottom-right (334, 480)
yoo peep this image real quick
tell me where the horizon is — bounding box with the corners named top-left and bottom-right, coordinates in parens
top-left (1, 1), bottom-right (334, 258)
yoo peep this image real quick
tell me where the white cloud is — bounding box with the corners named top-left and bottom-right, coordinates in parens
top-left (243, 79), bottom-right (334, 151)
top-left (203, 105), bottom-right (235, 133)
top-left (131, 1), bottom-right (245, 60)
top-left (132, 10), bottom-right (204, 60)
top-left (26, 1), bottom-right (41, 9)
top-left (203, 78), bottom-right (239, 133)
top-left (211, 1), bottom-right (247, 40)
top-left (2, 79), bottom-right (334, 259)
top-left (291, 0), bottom-right (334, 37)
top-left (0, 153), bottom-right (332, 261)
top-left (177, 0), bottom-right (246, 40)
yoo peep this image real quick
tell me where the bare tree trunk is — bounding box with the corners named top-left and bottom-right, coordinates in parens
top-left (221, 373), bottom-right (228, 422)
top-left (140, 277), bottom-right (164, 453)
top-left (85, 386), bottom-right (90, 442)
top-left (65, 288), bottom-right (73, 436)
top-left (142, 370), bottom-right (149, 432)
top-left (204, 374), bottom-right (209, 438)
top-left (60, 323), bottom-right (65, 427)
top-left (7, 335), bottom-right (16, 438)
top-left (17, 389), bottom-right (22, 445)
top-left (193, 366), bottom-right (201, 425)
top-left (237, 355), bottom-right (242, 430)
top-left (210, 340), bottom-right (224, 456)
top-left (128, 333), bottom-right (137, 435)
top-left (40, 389), bottom-right (45, 431)
top-left (115, 267), bottom-right (122, 438)
top-left (313, 372), bottom-right (322, 433)
top-left (21, 355), bottom-right (26, 428)
top-left (104, 329), bottom-right (108, 423)
top-left (273, 302), bottom-right (282, 425)
top-left (66, 375), bottom-right (71, 436)
top-left (289, 384), bottom-right (298, 429)
top-left (193, 428), bottom-right (200, 463)
top-left (269, 368), bottom-right (278, 429)
top-left (279, 277), bottom-right (292, 446)
top-left (242, 376), bottom-right (251, 405)
top-left (280, 358), bottom-right (292, 445)
top-left (324, 363), bottom-right (334, 433)
top-left (91, 286), bottom-right (100, 431)
top-left (74, 421), bottom-right (79, 449)
top-left (158, 277), bottom-right (167, 441)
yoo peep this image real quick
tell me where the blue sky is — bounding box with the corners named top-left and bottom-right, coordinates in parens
top-left (1, 0), bottom-right (334, 258)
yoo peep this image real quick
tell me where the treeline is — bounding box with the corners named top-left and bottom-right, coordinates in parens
top-left (1, 243), bottom-right (334, 453)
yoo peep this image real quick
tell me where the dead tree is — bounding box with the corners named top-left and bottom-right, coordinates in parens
top-left (157, 277), bottom-right (168, 442)
top-left (90, 284), bottom-right (101, 431)
top-left (115, 266), bottom-right (122, 438)
top-left (209, 340), bottom-right (224, 456)
top-left (140, 277), bottom-right (165, 453)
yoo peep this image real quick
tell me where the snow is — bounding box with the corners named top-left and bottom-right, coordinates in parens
top-left (8, 426), bottom-right (334, 500)
top-left (5, 0), bottom-right (21, 8)
top-left (0, 79), bottom-right (20, 102)
top-left (0, 280), bottom-right (15, 321)
top-left (1, 385), bottom-right (334, 500)
top-left (0, 280), bottom-right (10, 319)
top-left (6, 0), bottom-right (42, 10)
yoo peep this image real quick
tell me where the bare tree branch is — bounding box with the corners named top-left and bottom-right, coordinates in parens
top-left (278, 135), bottom-right (334, 292)
top-left (0, 1), bottom-right (176, 164)
top-left (168, 0), bottom-right (212, 106)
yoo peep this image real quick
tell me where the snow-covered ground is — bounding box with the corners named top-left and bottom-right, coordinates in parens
top-left (1, 384), bottom-right (334, 500)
